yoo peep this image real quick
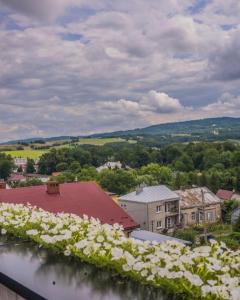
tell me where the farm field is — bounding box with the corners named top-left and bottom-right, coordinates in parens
top-left (4, 149), bottom-right (47, 159)
top-left (77, 137), bottom-right (136, 146)
top-left (2, 138), bottom-right (136, 159)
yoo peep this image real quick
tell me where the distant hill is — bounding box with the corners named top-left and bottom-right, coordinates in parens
top-left (2, 117), bottom-right (240, 145)
top-left (90, 117), bottom-right (240, 137)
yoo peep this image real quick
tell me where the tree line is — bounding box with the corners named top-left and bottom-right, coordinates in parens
top-left (35, 141), bottom-right (240, 195)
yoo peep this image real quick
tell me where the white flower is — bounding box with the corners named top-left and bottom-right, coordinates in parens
top-left (231, 287), bottom-right (240, 300)
top-left (1, 228), bottom-right (7, 235)
top-left (122, 264), bottom-right (131, 272)
top-left (111, 247), bottom-right (123, 260)
top-left (96, 235), bottom-right (104, 243)
top-left (64, 249), bottom-right (71, 256)
top-left (26, 229), bottom-right (38, 236)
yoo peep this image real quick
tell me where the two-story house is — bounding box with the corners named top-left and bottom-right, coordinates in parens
top-left (118, 185), bottom-right (180, 233)
top-left (175, 187), bottom-right (222, 227)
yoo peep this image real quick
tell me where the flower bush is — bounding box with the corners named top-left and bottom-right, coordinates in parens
top-left (0, 202), bottom-right (240, 300)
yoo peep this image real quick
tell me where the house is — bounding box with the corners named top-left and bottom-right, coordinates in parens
top-left (216, 189), bottom-right (240, 201)
top-left (25, 173), bottom-right (50, 183)
top-left (7, 173), bottom-right (26, 184)
top-left (119, 185), bottom-right (180, 233)
top-left (175, 187), bottom-right (222, 227)
top-left (96, 161), bottom-right (122, 172)
top-left (14, 157), bottom-right (27, 172)
top-left (130, 229), bottom-right (191, 245)
top-left (216, 189), bottom-right (234, 201)
top-left (0, 181), bottom-right (139, 232)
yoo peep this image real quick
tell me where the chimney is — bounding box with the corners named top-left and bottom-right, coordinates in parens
top-left (0, 179), bottom-right (6, 190)
top-left (136, 183), bottom-right (146, 195)
top-left (47, 180), bottom-right (60, 194)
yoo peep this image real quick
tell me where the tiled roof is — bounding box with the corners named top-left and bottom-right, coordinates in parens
top-left (119, 185), bottom-right (179, 203)
top-left (175, 187), bottom-right (221, 209)
top-left (8, 173), bottom-right (26, 182)
top-left (216, 189), bottom-right (234, 200)
top-left (0, 182), bottom-right (139, 230)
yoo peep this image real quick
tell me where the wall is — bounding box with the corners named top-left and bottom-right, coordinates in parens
top-left (0, 284), bottom-right (25, 300)
top-left (118, 200), bottom-right (148, 230)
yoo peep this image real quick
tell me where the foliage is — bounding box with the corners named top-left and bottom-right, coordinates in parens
top-left (10, 178), bottom-right (44, 188)
top-left (26, 158), bottom-right (36, 173)
top-left (97, 169), bottom-right (137, 195)
top-left (0, 202), bottom-right (240, 300)
top-left (0, 153), bottom-right (14, 180)
top-left (173, 229), bottom-right (198, 244)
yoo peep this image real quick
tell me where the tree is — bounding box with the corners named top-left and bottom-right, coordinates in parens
top-left (56, 162), bottom-right (68, 172)
top-left (173, 172), bottom-right (188, 189)
top-left (69, 161), bottom-right (81, 172)
top-left (0, 154), bottom-right (13, 180)
top-left (97, 169), bottom-right (136, 195)
top-left (203, 149), bottom-right (220, 169)
top-left (174, 154), bottom-right (194, 172)
top-left (26, 158), bottom-right (35, 173)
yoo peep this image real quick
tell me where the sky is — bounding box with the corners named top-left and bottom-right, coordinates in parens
top-left (0, 0), bottom-right (240, 142)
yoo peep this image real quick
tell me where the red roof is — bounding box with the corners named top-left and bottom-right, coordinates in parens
top-left (0, 182), bottom-right (139, 230)
top-left (216, 189), bottom-right (233, 200)
top-left (8, 173), bottom-right (25, 182)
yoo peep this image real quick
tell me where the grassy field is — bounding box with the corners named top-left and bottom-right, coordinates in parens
top-left (4, 150), bottom-right (48, 159)
top-left (2, 137), bottom-right (136, 159)
top-left (77, 137), bottom-right (136, 146)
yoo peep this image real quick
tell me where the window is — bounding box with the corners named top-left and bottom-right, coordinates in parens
top-left (156, 205), bottom-right (162, 213)
top-left (157, 221), bottom-right (162, 228)
top-left (191, 212), bottom-right (196, 220)
top-left (166, 217), bottom-right (172, 228)
top-left (199, 212), bottom-right (204, 221)
top-left (165, 203), bottom-right (171, 212)
top-left (207, 211), bottom-right (214, 221)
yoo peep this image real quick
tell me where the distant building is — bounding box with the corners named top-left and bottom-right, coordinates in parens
top-left (14, 157), bottom-right (28, 172)
top-left (216, 189), bottom-right (240, 201)
top-left (7, 173), bottom-right (26, 184)
top-left (96, 161), bottom-right (122, 172)
top-left (25, 173), bottom-right (49, 183)
top-left (216, 189), bottom-right (234, 201)
top-left (52, 172), bottom-right (62, 177)
top-left (119, 185), bottom-right (180, 233)
top-left (0, 181), bottom-right (138, 233)
top-left (176, 187), bottom-right (222, 227)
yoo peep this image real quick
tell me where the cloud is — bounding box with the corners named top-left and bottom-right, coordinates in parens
top-left (208, 30), bottom-right (240, 81)
top-left (202, 93), bottom-right (240, 115)
top-left (0, 0), bottom-right (240, 141)
top-left (141, 90), bottom-right (184, 113)
top-left (0, 0), bottom-right (78, 21)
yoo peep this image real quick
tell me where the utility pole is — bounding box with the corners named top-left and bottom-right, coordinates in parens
top-left (201, 189), bottom-right (208, 244)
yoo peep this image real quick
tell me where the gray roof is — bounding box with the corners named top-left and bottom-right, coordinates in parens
top-left (175, 187), bottom-right (222, 208)
top-left (131, 230), bottom-right (191, 245)
top-left (119, 185), bottom-right (179, 203)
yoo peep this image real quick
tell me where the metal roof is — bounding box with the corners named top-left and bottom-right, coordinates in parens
top-left (131, 230), bottom-right (191, 245)
top-left (119, 185), bottom-right (179, 203)
top-left (175, 187), bottom-right (222, 208)
top-left (0, 182), bottom-right (139, 230)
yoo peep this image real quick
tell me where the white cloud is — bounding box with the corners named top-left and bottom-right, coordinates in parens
top-left (141, 90), bottom-right (184, 113)
top-left (0, 0), bottom-right (239, 141)
top-left (202, 93), bottom-right (240, 115)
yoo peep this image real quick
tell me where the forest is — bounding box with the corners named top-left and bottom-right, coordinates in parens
top-left (32, 140), bottom-right (240, 195)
